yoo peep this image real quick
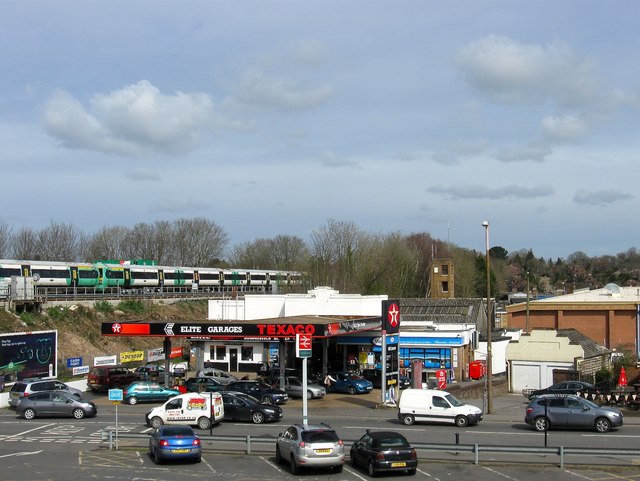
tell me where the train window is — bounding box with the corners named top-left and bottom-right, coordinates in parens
top-left (199, 273), bottom-right (219, 281)
top-left (106, 270), bottom-right (124, 279)
top-left (131, 271), bottom-right (157, 280)
top-left (33, 269), bottom-right (69, 279)
top-left (78, 270), bottom-right (99, 279)
top-left (0, 268), bottom-right (21, 277)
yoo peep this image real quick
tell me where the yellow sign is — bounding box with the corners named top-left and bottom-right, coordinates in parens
top-left (120, 350), bottom-right (144, 363)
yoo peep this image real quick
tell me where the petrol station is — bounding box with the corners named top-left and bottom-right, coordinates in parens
top-left (100, 299), bottom-right (403, 401)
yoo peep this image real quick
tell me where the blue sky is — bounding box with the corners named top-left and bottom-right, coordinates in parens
top-left (1, 1), bottom-right (639, 260)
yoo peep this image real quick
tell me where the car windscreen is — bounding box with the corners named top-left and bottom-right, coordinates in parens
top-left (163, 426), bottom-right (194, 436)
top-left (445, 393), bottom-right (465, 407)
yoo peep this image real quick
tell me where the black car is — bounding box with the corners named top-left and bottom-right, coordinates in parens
top-left (350, 430), bottom-right (418, 476)
top-left (224, 380), bottom-right (288, 404)
top-left (528, 381), bottom-right (599, 400)
top-left (361, 369), bottom-right (411, 390)
top-left (184, 376), bottom-right (225, 393)
top-left (221, 391), bottom-right (283, 424)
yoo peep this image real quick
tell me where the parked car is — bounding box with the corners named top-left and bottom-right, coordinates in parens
top-left (88, 365), bottom-right (139, 392)
top-left (185, 376), bottom-right (225, 393)
top-left (326, 372), bottom-right (373, 395)
top-left (16, 390), bottom-right (97, 420)
top-left (350, 430), bottom-right (418, 476)
top-left (196, 368), bottom-right (238, 385)
top-left (221, 391), bottom-right (283, 424)
top-left (527, 381), bottom-right (599, 400)
top-left (9, 379), bottom-right (84, 408)
top-left (275, 423), bottom-right (344, 474)
top-left (361, 369), bottom-right (411, 390)
top-left (145, 392), bottom-right (225, 430)
top-left (123, 382), bottom-right (180, 405)
top-left (525, 394), bottom-right (623, 433)
top-left (283, 376), bottom-right (326, 399)
top-left (224, 380), bottom-right (288, 404)
top-left (133, 364), bottom-right (165, 380)
top-left (148, 425), bottom-right (201, 464)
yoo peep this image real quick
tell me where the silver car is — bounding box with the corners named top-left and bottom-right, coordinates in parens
top-left (283, 377), bottom-right (326, 399)
top-left (275, 423), bottom-right (344, 474)
top-left (9, 379), bottom-right (84, 408)
top-left (525, 394), bottom-right (623, 433)
top-left (16, 390), bottom-right (97, 420)
top-left (196, 369), bottom-right (238, 385)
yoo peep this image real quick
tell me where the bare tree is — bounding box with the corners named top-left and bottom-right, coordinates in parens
top-left (122, 222), bottom-right (158, 262)
top-left (0, 219), bottom-right (11, 258)
top-left (171, 217), bottom-right (228, 266)
top-left (270, 235), bottom-right (308, 270)
top-left (82, 226), bottom-right (130, 262)
top-left (227, 239), bottom-right (272, 268)
top-left (36, 221), bottom-right (82, 261)
top-left (12, 227), bottom-right (41, 260)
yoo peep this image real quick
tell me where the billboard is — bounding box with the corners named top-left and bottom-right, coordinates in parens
top-left (0, 330), bottom-right (57, 381)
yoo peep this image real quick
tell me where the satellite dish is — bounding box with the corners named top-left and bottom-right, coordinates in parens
top-left (32, 274), bottom-right (41, 282)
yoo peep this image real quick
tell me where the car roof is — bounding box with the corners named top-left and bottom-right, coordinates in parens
top-left (365, 430), bottom-right (408, 440)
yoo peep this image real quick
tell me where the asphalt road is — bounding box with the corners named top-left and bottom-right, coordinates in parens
top-left (2, 390), bottom-right (640, 481)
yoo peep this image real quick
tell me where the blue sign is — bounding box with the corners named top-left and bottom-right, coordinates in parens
top-left (67, 357), bottom-right (82, 368)
top-left (108, 389), bottom-right (124, 402)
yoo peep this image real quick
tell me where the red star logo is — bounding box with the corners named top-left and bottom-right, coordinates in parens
top-left (112, 323), bottom-right (122, 333)
top-left (387, 303), bottom-right (399, 327)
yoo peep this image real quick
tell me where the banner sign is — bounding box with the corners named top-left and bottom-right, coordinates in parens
top-left (73, 365), bottom-right (90, 375)
top-left (382, 299), bottom-right (400, 334)
top-left (66, 357), bottom-right (82, 368)
top-left (0, 330), bottom-right (57, 381)
top-left (93, 355), bottom-right (117, 367)
top-left (101, 320), bottom-right (382, 338)
top-left (120, 350), bottom-right (144, 363)
top-left (169, 347), bottom-right (183, 359)
top-left (147, 347), bottom-right (165, 362)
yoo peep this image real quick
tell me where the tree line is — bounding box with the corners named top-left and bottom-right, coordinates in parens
top-left (1, 218), bottom-right (639, 299)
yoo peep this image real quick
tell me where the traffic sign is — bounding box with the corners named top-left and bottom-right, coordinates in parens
top-left (108, 388), bottom-right (123, 402)
top-left (296, 333), bottom-right (312, 358)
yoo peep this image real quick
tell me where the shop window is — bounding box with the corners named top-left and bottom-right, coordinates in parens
top-left (241, 346), bottom-right (253, 361)
top-left (210, 345), bottom-right (225, 360)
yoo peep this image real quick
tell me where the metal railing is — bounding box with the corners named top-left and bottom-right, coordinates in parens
top-left (100, 430), bottom-right (640, 468)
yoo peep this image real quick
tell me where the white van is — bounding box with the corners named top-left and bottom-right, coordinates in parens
top-left (397, 389), bottom-right (483, 427)
top-left (145, 392), bottom-right (225, 430)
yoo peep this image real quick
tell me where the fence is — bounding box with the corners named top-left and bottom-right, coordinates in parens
top-left (100, 430), bottom-right (640, 469)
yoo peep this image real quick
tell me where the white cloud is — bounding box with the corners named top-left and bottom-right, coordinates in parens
top-left (125, 168), bottom-right (161, 182)
top-left (428, 183), bottom-right (555, 200)
top-left (234, 68), bottom-right (333, 110)
top-left (574, 189), bottom-right (633, 206)
top-left (44, 80), bottom-right (218, 156)
top-left (541, 114), bottom-right (590, 141)
top-left (494, 141), bottom-right (552, 163)
top-left (457, 35), bottom-right (598, 108)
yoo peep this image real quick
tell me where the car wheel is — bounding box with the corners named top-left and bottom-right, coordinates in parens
top-left (368, 460), bottom-right (376, 477)
top-left (349, 386), bottom-right (356, 395)
top-left (350, 450), bottom-right (356, 466)
top-left (194, 455), bottom-right (202, 463)
top-left (595, 417), bottom-right (611, 433)
top-left (154, 449), bottom-right (162, 464)
top-left (455, 415), bottom-right (468, 427)
top-left (73, 408), bottom-right (86, 419)
top-left (275, 445), bottom-right (282, 463)
top-left (306, 390), bottom-right (313, 400)
top-left (290, 455), bottom-right (299, 475)
top-left (262, 395), bottom-right (274, 405)
top-left (333, 464), bottom-right (343, 473)
top-left (534, 416), bottom-right (548, 432)
top-left (128, 396), bottom-right (138, 405)
top-left (23, 408), bottom-right (36, 420)
top-left (402, 414), bottom-right (415, 426)
top-left (252, 411), bottom-right (265, 424)
top-left (150, 416), bottom-right (163, 429)
top-left (197, 416), bottom-right (211, 430)
top-left (407, 468), bottom-right (417, 475)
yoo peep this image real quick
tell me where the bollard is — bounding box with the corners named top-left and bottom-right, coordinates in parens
top-left (455, 433), bottom-right (460, 445)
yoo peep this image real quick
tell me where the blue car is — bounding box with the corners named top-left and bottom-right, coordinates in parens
top-left (148, 425), bottom-right (201, 464)
top-left (328, 372), bottom-right (373, 395)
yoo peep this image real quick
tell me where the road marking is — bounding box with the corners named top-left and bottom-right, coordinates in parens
top-left (418, 468), bottom-right (441, 480)
top-left (343, 465), bottom-right (369, 481)
top-left (481, 466), bottom-right (520, 480)
top-left (0, 450), bottom-right (43, 459)
top-left (4, 423), bottom-right (57, 439)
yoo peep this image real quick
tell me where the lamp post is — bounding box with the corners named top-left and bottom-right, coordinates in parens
top-left (482, 221), bottom-right (493, 414)
top-left (525, 271), bottom-right (530, 334)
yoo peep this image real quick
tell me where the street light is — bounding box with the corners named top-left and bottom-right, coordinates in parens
top-left (481, 220), bottom-right (493, 414)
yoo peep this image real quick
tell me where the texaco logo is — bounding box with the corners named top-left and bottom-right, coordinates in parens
top-left (387, 303), bottom-right (400, 327)
top-left (112, 323), bottom-right (122, 333)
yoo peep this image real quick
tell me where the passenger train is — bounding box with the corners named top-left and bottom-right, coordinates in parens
top-left (0, 259), bottom-right (302, 292)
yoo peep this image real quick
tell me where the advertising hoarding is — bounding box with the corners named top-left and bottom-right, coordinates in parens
top-left (0, 330), bottom-right (57, 381)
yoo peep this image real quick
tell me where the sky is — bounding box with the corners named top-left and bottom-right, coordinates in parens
top-left (1, 1), bottom-right (639, 261)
